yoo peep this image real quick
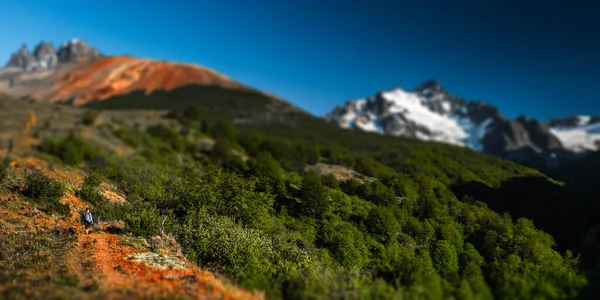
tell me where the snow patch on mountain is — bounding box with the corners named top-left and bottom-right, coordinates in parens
top-left (355, 117), bottom-right (382, 133)
top-left (550, 122), bottom-right (600, 152)
top-left (341, 112), bottom-right (357, 129)
top-left (381, 88), bottom-right (469, 145)
top-left (460, 118), bottom-right (493, 151)
top-left (577, 115), bottom-right (592, 126)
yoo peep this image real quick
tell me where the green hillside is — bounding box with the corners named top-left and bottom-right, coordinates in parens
top-left (0, 87), bottom-right (586, 299)
top-left (2, 88), bottom-right (594, 299)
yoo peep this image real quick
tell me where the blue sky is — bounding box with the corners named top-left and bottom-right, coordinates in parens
top-left (1, 0), bottom-right (598, 120)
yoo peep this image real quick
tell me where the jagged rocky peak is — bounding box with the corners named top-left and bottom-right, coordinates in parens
top-left (365, 91), bottom-right (392, 116)
top-left (2, 39), bottom-right (102, 71)
top-left (57, 38), bottom-right (102, 62)
top-left (467, 101), bottom-right (503, 123)
top-left (33, 42), bottom-right (58, 69)
top-left (415, 79), bottom-right (446, 96)
top-left (4, 44), bottom-right (37, 70)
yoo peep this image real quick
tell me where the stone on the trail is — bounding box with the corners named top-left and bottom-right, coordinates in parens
top-left (127, 252), bottom-right (186, 270)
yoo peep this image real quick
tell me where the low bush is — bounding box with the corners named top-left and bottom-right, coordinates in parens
top-left (39, 134), bottom-right (100, 166)
top-left (82, 109), bottom-right (100, 126)
top-left (0, 156), bottom-right (9, 183)
top-left (21, 171), bottom-right (69, 216)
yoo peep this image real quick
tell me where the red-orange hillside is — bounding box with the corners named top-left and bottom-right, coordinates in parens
top-left (28, 56), bottom-right (246, 105)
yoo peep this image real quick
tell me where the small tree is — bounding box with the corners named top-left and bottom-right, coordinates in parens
top-left (365, 207), bottom-right (399, 244)
top-left (295, 172), bottom-right (330, 219)
top-left (82, 109), bottom-right (100, 126)
top-left (211, 120), bottom-right (237, 141)
top-left (182, 104), bottom-right (201, 121)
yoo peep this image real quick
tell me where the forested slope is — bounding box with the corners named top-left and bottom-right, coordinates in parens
top-left (1, 92), bottom-right (586, 299)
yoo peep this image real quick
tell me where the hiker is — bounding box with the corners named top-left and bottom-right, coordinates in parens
top-left (82, 207), bottom-right (93, 234)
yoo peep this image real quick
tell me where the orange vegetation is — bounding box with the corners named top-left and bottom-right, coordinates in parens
top-left (10, 156), bottom-right (84, 188)
top-left (98, 182), bottom-right (126, 204)
top-left (0, 192), bottom-right (54, 235)
top-left (30, 56), bottom-right (243, 106)
top-left (71, 232), bottom-right (258, 299)
top-left (23, 110), bottom-right (37, 136)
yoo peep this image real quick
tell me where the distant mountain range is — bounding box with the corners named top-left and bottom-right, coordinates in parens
top-left (1, 39), bottom-right (598, 169)
top-left (326, 80), bottom-right (600, 169)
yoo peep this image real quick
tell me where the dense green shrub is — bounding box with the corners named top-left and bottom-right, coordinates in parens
top-left (82, 109), bottom-right (100, 125)
top-left (175, 212), bottom-right (313, 294)
top-left (0, 156), bottom-right (9, 183)
top-left (210, 120), bottom-right (237, 141)
top-left (294, 172), bottom-right (330, 219)
top-left (124, 202), bottom-right (171, 238)
top-left (111, 126), bottom-right (149, 148)
top-left (21, 171), bottom-right (69, 216)
top-left (250, 151), bottom-right (284, 179)
top-left (182, 104), bottom-right (201, 121)
top-left (237, 131), bottom-right (263, 156)
top-left (319, 216), bottom-right (370, 269)
top-left (365, 207), bottom-right (399, 244)
top-left (320, 174), bottom-right (340, 190)
top-left (40, 134), bottom-right (100, 165)
top-left (146, 124), bottom-right (184, 151)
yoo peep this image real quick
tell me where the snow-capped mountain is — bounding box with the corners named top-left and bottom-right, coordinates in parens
top-left (328, 81), bottom-right (497, 150)
top-left (326, 80), bottom-right (594, 169)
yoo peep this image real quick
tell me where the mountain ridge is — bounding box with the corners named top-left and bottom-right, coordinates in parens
top-left (0, 39), bottom-right (282, 107)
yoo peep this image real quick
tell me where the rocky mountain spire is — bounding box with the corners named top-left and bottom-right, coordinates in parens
top-left (57, 39), bottom-right (101, 63)
top-left (4, 44), bottom-right (37, 70)
top-left (33, 42), bottom-right (58, 69)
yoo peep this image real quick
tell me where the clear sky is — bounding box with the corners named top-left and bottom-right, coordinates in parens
top-left (1, 0), bottom-right (598, 120)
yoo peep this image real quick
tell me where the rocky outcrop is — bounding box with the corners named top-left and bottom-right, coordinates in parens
top-left (4, 44), bottom-right (37, 70)
top-left (33, 42), bottom-right (58, 69)
top-left (56, 39), bottom-right (102, 63)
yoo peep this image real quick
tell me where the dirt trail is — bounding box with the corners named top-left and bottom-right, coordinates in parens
top-left (71, 229), bottom-right (258, 300)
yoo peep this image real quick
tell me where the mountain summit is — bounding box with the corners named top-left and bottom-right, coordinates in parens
top-left (326, 81), bottom-right (597, 168)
